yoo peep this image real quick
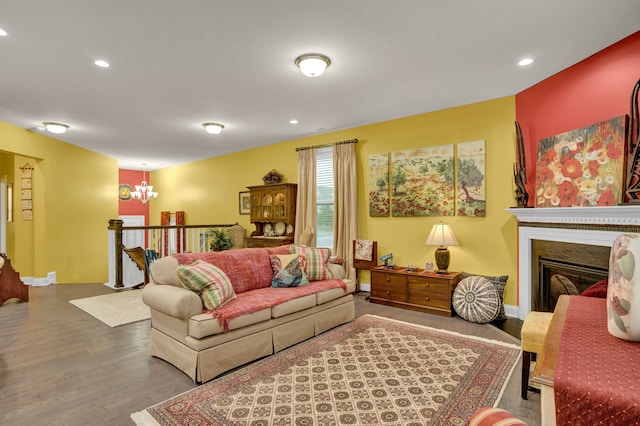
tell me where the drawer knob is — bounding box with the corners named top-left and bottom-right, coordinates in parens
top-left (424, 283), bottom-right (430, 288)
top-left (386, 290), bottom-right (390, 295)
top-left (385, 278), bottom-right (391, 282)
top-left (425, 296), bottom-right (430, 301)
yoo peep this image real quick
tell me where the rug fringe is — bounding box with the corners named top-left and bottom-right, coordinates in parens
top-left (130, 410), bottom-right (161, 426)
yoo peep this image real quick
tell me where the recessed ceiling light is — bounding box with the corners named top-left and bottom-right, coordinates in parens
top-left (289, 119), bottom-right (299, 124)
top-left (518, 58), bottom-right (534, 66)
top-left (95, 59), bottom-right (110, 68)
top-left (0, 28), bottom-right (7, 37)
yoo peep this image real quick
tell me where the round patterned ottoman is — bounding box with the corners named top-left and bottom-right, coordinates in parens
top-left (452, 275), bottom-right (500, 323)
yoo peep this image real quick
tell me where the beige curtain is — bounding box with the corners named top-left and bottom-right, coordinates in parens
top-left (294, 148), bottom-right (317, 246)
top-left (333, 143), bottom-right (358, 280)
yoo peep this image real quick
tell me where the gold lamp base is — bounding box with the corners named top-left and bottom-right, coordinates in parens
top-left (434, 246), bottom-right (450, 274)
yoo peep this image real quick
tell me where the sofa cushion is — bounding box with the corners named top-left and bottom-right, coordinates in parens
top-left (270, 254), bottom-right (309, 288)
top-left (176, 260), bottom-right (237, 310)
top-left (290, 245), bottom-right (332, 281)
top-left (271, 294), bottom-right (317, 318)
top-left (316, 279), bottom-right (356, 304)
top-left (174, 248), bottom-right (273, 293)
top-left (189, 309), bottom-right (272, 338)
top-left (211, 281), bottom-right (348, 331)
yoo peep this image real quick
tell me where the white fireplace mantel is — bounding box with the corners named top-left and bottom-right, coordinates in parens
top-left (505, 205), bottom-right (640, 225)
top-left (505, 206), bottom-right (640, 319)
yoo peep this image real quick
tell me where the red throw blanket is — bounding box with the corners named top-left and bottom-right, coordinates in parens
top-left (205, 279), bottom-right (348, 332)
top-left (554, 296), bottom-right (640, 425)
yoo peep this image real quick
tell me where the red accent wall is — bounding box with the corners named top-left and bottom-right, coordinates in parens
top-left (515, 31), bottom-right (640, 204)
top-left (119, 169), bottom-right (149, 224)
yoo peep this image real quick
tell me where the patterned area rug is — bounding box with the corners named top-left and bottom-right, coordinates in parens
top-left (69, 289), bottom-right (149, 327)
top-left (132, 315), bottom-right (520, 425)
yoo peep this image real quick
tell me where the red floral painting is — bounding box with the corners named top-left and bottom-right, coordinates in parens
top-left (535, 116), bottom-right (628, 208)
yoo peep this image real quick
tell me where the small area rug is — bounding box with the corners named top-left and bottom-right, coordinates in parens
top-left (70, 289), bottom-right (150, 327)
top-left (131, 314), bottom-right (520, 425)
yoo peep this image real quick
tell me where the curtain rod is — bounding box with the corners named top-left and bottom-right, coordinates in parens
top-left (295, 138), bottom-right (358, 152)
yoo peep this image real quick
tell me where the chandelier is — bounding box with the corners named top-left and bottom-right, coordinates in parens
top-left (131, 171), bottom-right (158, 204)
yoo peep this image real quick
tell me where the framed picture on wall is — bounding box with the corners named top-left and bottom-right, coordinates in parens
top-left (239, 191), bottom-right (250, 215)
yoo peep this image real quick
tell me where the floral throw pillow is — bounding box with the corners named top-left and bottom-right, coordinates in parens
top-left (176, 260), bottom-right (237, 310)
top-left (270, 254), bottom-right (309, 288)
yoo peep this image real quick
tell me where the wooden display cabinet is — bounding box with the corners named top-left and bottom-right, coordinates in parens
top-left (370, 267), bottom-right (461, 317)
top-left (245, 183), bottom-right (297, 248)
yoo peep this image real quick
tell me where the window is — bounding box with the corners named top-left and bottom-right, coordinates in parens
top-left (316, 147), bottom-right (334, 249)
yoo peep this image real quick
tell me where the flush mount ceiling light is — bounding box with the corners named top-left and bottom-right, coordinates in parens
top-left (94, 59), bottom-right (110, 68)
top-left (518, 58), bottom-right (534, 66)
top-left (202, 122), bottom-right (225, 134)
top-left (42, 122), bottom-right (69, 134)
top-left (295, 53), bottom-right (331, 77)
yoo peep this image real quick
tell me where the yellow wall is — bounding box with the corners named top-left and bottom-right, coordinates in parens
top-left (151, 96), bottom-right (520, 306)
top-left (0, 122), bottom-right (118, 282)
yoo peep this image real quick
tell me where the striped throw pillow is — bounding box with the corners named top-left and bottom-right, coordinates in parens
top-left (176, 260), bottom-right (236, 310)
top-left (290, 245), bottom-right (332, 281)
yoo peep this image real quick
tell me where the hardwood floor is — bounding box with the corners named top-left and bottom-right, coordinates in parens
top-left (0, 284), bottom-right (540, 425)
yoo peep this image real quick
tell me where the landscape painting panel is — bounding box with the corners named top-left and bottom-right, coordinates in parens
top-left (457, 140), bottom-right (486, 216)
top-left (391, 145), bottom-right (455, 217)
top-left (535, 115), bottom-right (627, 208)
top-left (369, 153), bottom-right (390, 216)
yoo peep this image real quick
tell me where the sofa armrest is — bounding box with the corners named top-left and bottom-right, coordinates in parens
top-left (327, 263), bottom-right (346, 279)
top-left (142, 282), bottom-right (203, 320)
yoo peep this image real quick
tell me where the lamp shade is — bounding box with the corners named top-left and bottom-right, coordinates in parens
top-left (295, 54), bottom-right (331, 77)
top-left (425, 222), bottom-right (458, 247)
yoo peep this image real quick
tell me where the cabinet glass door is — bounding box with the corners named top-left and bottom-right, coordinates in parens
top-left (262, 193), bottom-right (273, 219)
top-left (250, 193), bottom-right (262, 220)
top-left (273, 191), bottom-right (286, 219)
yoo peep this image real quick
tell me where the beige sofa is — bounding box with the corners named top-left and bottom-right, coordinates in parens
top-left (141, 245), bottom-right (355, 383)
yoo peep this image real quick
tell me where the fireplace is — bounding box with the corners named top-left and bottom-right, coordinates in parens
top-left (506, 206), bottom-right (640, 319)
top-left (531, 240), bottom-right (609, 312)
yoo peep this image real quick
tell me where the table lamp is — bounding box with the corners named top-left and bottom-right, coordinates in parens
top-left (425, 221), bottom-right (458, 274)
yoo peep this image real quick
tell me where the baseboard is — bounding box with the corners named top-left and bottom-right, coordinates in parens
top-left (504, 304), bottom-right (520, 319)
top-left (22, 271), bottom-right (57, 286)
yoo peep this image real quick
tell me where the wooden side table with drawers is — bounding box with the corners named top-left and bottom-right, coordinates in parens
top-left (369, 267), bottom-right (461, 317)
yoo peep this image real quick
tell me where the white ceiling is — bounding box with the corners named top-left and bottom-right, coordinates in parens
top-left (1, 1), bottom-right (639, 171)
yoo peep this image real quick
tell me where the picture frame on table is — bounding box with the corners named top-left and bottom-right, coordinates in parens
top-left (239, 191), bottom-right (250, 215)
